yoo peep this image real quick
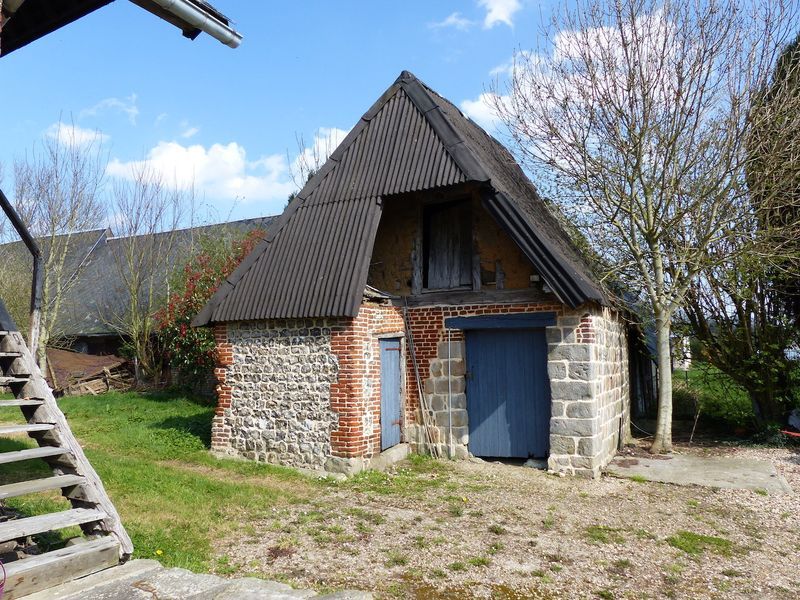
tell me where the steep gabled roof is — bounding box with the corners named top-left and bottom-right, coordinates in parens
top-left (193, 71), bottom-right (607, 326)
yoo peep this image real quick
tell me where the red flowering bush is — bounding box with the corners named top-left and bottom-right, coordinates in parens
top-left (156, 229), bottom-right (263, 378)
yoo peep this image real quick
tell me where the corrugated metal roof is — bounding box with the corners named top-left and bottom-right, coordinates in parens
top-left (196, 85), bottom-right (469, 323)
top-left (194, 71), bottom-right (608, 326)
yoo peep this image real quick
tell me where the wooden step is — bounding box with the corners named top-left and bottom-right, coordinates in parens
top-left (0, 351), bottom-right (22, 358)
top-left (0, 508), bottom-right (108, 543)
top-left (0, 446), bottom-right (69, 465)
top-left (0, 424), bottom-right (54, 435)
top-left (0, 376), bottom-right (29, 385)
top-left (0, 475), bottom-right (85, 500)
top-left (3, 536), bottom-right (119, 600)
top-left (0, 399), bottom-right (44, 407)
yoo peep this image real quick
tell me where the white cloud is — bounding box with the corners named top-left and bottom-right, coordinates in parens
top-left (429, 12), bottom-right (475, 31)
top-left (106, 127), bottom-right (350, 211)
top-left (46, 122), bottom-right (109, 147)
top-left (460, 93), bottom-right (505, 131)
top-left (181, 126), bottom-right (200, 139)
top-left (478, 0), bottom-right (521, 29)
top-left (79, 94), bottom-right (139, 125)
top-left (290, 127), bottom-right (349, 186)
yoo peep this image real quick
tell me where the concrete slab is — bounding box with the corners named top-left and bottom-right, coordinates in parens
top-left (21, 560), bottom-right (373, 599)
top-left (606, 453), bottom-right (792, 493)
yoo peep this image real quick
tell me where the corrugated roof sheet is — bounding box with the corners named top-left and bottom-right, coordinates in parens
top-left (197, 86), bottom-right (468, 322)
top-left (194, 71), bottom-right (608, 326)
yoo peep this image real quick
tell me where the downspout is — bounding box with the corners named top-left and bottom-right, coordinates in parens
top-left (142, 0), bottom-right (243, 47)
top-left (0, 187), bottom-right (43, 356)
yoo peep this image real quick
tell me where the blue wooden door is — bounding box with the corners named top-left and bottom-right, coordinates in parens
top-left (465, 329), bottom-right (550, 458)
top-left (380, 338), bottom-right (402, 450)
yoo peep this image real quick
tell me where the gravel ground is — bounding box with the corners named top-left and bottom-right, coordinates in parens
top-left (219, 444), bottom-right (799, 599)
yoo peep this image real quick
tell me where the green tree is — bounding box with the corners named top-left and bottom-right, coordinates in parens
top-left (683, 33), bottom-right (800, 426)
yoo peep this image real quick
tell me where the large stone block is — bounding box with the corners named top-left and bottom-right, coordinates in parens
top-left (547, 361), bottom-right (567, 380)
top-left (568, 362), bottom-right (594, 381)
top-left (547, 344), bottom-right (591, 362)
top-left (551, 417), bottom-right (596, 437)
top-left (551, 400), bottom-right (565, 418)
top-left (577, 436), bottom-right (600, 457)
top-left (549, 434), bottom-right (576, 454)
top-left (545, 327), bottom-right (562, 343)
top-left (438, 341), bottom-right (464, 358)
top-left (434, 376), bottom-right (465, 394)
top-left (565, 401), bottom-right (595, 419)
top-left (550, 381), bottom-right (593, 401)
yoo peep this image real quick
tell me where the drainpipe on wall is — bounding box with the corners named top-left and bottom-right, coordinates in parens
top-left (447, 330), bottom-right (454, 459)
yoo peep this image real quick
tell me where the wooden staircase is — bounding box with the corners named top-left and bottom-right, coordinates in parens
top-left (0, 327), bottom-right (132, 599)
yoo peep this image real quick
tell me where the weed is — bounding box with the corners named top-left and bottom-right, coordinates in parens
top-left (448, 561), bottom-right (467, 572)
top-left (579, 491), bottom-right (590, 498)
top-left (355, 522), bottom-right (372, 535)
top-left (214, 555), bottom-right (237, 575)
top-left (430, 568), bottom-right (446, 578)
top-left (550, 564), bottom-right (563, 573)
top-left (721, 568), bottom-right (744, 577)
top-left (412, 535), bottom-right (428, 549)
top-left (488, 524), bottom-right (507, 535)
top-left (448, 504), bottom-right (464, 517)
top-left (542, 514), bottom-right (556, 530)
top-left (488, 542), bottom-right (504, 555)
top-left (754, 488), bottom-right (768, 496)
top-left (586, 525), bottom-right (625, 544)
top-left (629, 475), bottom-right (648, 483)
top-left (596, 589), bottom-right (615, 599)
top-left (687, 499), bottom-right (700, 508)
top-left (634, 529), bottom-right (657, 540)
top-left (666, 530), bottom-right (733, 556)
top-left (384, 550), bottom-right (409, 567)
top-left (468, 556), bottom-right (491, 567)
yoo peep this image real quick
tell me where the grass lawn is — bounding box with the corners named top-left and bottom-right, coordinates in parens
top-left (0, 391), bottom-right (319, 572)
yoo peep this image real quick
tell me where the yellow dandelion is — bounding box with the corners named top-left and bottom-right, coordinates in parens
top-left (156, 549), bottom-right (163, 556)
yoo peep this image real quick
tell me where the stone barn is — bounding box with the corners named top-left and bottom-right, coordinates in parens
top-left (193, 71), bottom-right (633, 478)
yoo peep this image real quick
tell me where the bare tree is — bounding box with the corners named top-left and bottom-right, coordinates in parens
top-left (103, 165), bottom-right (195, 382)
top-left (5, 126), bottom-right (106, 369)
top-left (491, 0), bottom-right (797, 452)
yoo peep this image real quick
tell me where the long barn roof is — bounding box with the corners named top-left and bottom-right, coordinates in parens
top-left (193, 71), bottom-right (607, 326)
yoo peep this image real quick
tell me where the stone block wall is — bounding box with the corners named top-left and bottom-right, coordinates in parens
top-left (547, 307), bottom-right (630, 477)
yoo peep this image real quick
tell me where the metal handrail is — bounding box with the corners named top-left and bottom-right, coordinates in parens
top-left (0, 187), bottom-right (43, 356)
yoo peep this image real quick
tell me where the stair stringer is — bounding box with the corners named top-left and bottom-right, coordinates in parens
top-left (1, 331), bottom-right (133, 560)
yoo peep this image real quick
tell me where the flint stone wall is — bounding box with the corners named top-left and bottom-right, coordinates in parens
top-left (213, 320), bottom-right (340, 469)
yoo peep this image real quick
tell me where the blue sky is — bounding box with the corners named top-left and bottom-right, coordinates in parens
top-left (1, 0), bottom-right (556, 222)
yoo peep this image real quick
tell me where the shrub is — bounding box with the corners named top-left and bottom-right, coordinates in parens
top-left (156, 229), bottom-right (263, 380)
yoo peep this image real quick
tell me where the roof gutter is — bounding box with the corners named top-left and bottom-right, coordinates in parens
top-left (142, 0), bottom-right (242, 48)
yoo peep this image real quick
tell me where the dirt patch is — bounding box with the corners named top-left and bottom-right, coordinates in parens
top-left (217, 449), bottom-right (799, 599)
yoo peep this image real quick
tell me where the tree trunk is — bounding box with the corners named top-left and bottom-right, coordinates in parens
top-left (650, 310), bottom-right (673, 453)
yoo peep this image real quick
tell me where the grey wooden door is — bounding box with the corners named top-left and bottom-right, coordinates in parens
top-left (380, 338), bottom-right (402, 450)
top-left (465, 329), bottom-right (550, 458)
